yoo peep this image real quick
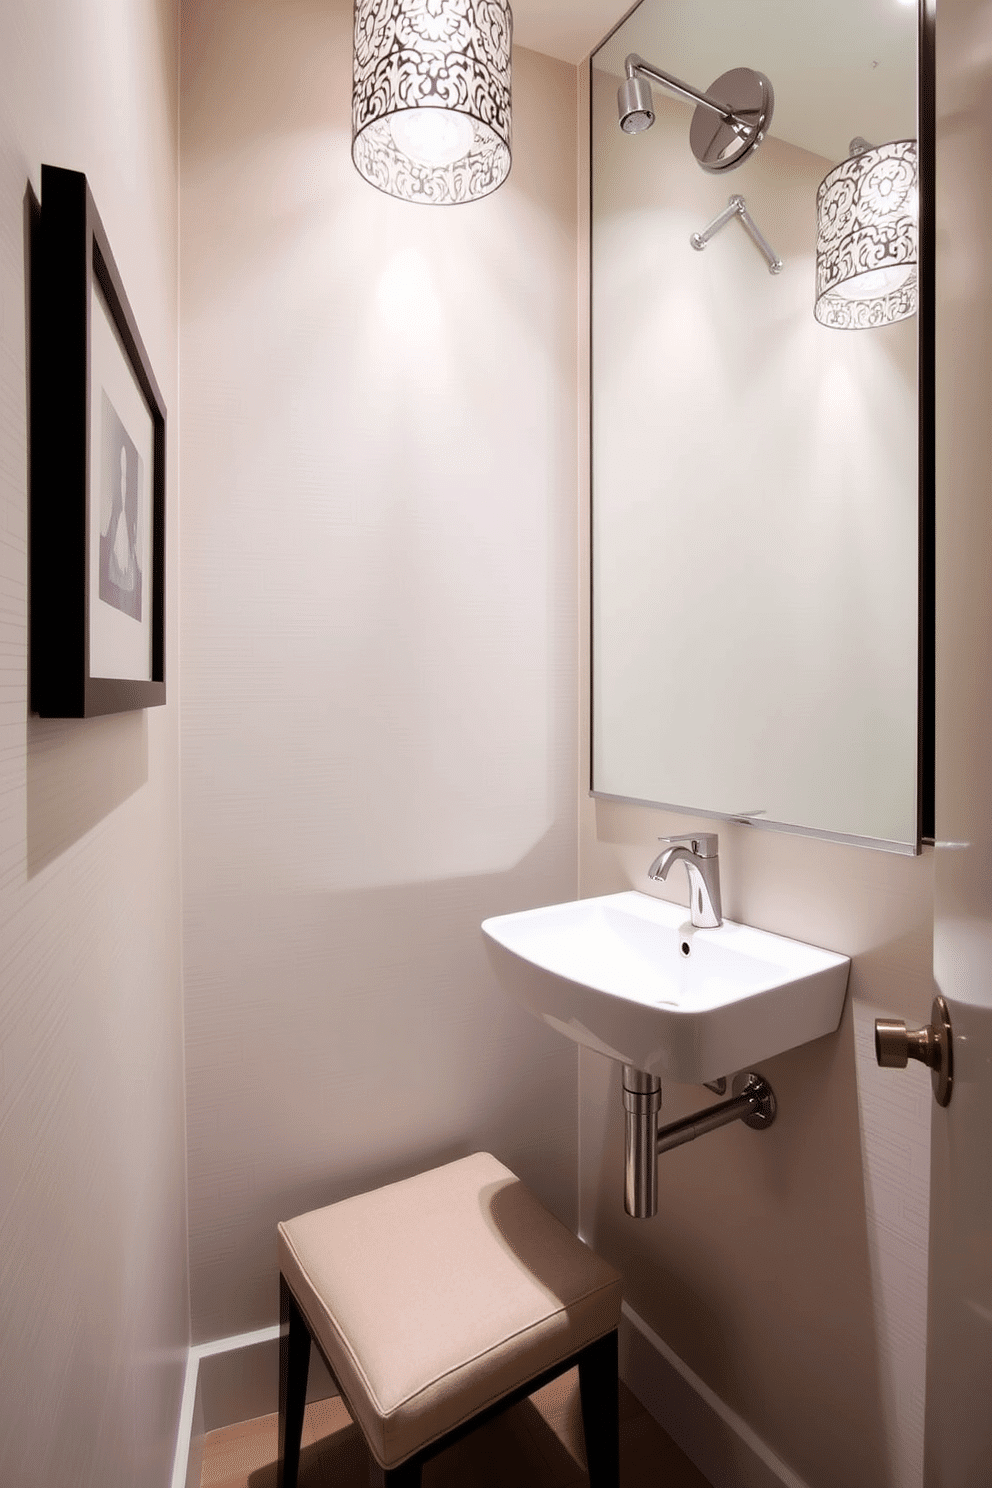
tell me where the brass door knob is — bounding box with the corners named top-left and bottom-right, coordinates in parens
top-left (874, 995), bottom-right (953, 1107)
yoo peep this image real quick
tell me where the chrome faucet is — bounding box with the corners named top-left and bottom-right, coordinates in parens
top-left (647, 833), bottom-right (723, 928)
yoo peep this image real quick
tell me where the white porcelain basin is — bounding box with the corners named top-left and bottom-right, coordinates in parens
top-left (482, 891), bottom-right (850, 1084)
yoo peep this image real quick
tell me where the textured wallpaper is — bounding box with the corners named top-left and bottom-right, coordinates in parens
top-left (0, 3), bottom-right (188, 1486)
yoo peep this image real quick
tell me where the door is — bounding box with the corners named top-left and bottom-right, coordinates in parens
top-left (926, 0), bottom-right (992, 1480)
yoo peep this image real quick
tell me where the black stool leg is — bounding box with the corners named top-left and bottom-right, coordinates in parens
top-left (278, 1275), bottom-right (311, 1488)
top-left (578, 1330), bottom-right (620, 1488)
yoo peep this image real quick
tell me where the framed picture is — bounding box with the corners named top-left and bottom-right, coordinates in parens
top-left (31, 164), bottom-right (166, 717)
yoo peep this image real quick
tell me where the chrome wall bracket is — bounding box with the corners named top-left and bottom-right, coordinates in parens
top-left (875, 995), bottom-right (953, 1107)
top-left (622, 1067), bottom-right (777, 1218)
top-left (691, 195), bottom-right (783, 274)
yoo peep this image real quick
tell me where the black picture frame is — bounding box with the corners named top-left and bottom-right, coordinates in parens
top-left (31, 164), bottom-right (166, 717)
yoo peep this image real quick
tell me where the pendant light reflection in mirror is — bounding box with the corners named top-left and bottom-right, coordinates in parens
top-left (815, 137), bottom-right (918, 329)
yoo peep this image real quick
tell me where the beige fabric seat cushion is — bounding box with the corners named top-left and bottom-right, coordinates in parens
top-left (278, 1151), bottom-right (622, 1470)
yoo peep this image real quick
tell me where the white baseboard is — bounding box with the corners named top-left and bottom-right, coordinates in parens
top-left (169, 1323), bottom-right (340, 1488)
top-left (170, 1325), bottom-right (279, 1488)
top-left (172, 1302), bottom-right (809, 1488)
top-left (619, 1302), bottom-right (812, 1488)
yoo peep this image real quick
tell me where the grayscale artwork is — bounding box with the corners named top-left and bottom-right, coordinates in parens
top-left (99, 390), bottom-right (143, 623)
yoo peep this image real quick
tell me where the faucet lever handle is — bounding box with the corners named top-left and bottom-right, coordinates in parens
top-left (656, 832), bottom-right (719, 858)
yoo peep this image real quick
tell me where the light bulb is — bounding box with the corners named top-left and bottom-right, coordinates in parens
top-left (389, 108), bottom-right (475, 167)
top-left (832, 265), bottom-right (914, 300)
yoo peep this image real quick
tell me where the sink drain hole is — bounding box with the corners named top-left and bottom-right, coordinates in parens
top-left (680, 940), bottom-right (691, 957)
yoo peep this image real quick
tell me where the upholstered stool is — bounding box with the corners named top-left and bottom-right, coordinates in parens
top-left (277, 1152), bottom-right (622, 1486)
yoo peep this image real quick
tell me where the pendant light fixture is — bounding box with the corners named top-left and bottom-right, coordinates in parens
top-left (352, 0), bottom-right (512, 206)
top-left (814, 138), bottom-right (917, 329)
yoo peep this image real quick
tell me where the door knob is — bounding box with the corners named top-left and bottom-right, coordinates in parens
top-left (874, 995), bottom-right (953, 1107)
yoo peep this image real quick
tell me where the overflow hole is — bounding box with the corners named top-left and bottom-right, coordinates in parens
top-left (680, 940), bottom-right (691, 958)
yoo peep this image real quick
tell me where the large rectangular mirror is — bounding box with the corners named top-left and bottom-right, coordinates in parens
top-left (591, 0), bottom-right (931, 851)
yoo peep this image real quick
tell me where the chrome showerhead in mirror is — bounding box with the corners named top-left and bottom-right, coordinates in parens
top-left (617, 54), bottom-right (773, 172)
top-left (618, 74), bottom-right (655, 133)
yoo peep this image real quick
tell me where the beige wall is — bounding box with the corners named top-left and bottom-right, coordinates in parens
top-left (179, 0), bottom-right (580, 1355)
top-left (0, 3), bottom-right (188, 1486)
top-left (578, 63), bottom-right (935, 1488)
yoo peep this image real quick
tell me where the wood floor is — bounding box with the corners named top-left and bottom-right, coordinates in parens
top-left (199, 1370), bottom-right (713, 1488)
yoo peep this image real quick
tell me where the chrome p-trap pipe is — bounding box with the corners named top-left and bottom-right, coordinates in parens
top-left (622, 1068), bottom-right (777, 1218)
top-left (655, 1073), bottom-right (776, 1154)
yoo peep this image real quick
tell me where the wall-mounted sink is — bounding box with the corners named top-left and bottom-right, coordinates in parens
top-left (482, 891), bottom-right (850, 1084)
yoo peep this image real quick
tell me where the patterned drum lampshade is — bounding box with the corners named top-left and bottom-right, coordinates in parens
top-left (352, 0), bottom-right (512, 205)
top-left (814, 140), bottom-right (917, 329)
